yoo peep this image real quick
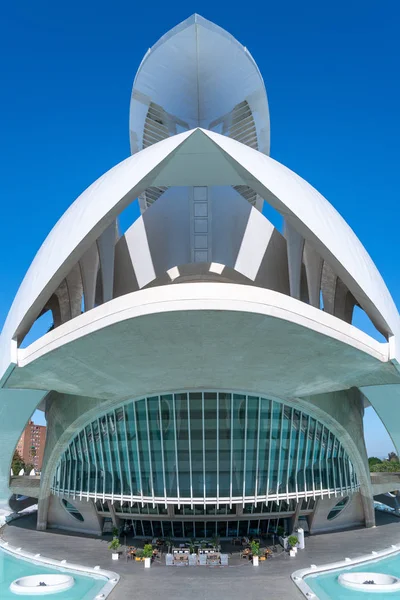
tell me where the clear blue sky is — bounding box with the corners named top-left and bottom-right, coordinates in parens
top-left (0, 1), bottom-right (399, 457)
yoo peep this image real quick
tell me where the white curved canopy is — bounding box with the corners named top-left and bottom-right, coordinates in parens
top-left (0, 128), bottom-right (399, 382)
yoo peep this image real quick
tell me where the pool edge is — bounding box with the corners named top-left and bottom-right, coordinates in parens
top-left (292, 542), bottom-right (400, 599)
top-left (0, 538), bottom-right (120, 599)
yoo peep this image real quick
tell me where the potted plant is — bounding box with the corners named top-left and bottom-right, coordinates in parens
top-left (108, 536), bottom-right (120, 560)
top-left (250, 540), bottom-right (261, 566)
top-left (135, 549), bottom-right (144, 561)
top-left (143, 544), bottom-right (153, 568)
top-left (288, 535), bottom-right (299, 558)
top-left (211, 535), bottom-right (220, 550)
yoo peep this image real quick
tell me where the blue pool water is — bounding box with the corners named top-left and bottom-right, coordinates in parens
top-left (0, 548), bottom-right (107, 599)
top-left (306, 551), bottom-right (400, 599)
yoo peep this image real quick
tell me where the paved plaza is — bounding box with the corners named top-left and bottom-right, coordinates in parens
top-left (2, 511), bottom-right (400, 599)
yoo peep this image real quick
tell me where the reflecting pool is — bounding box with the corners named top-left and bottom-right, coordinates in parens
top-left (0, 548), bottom-right (106, 599)
top-left (306, 551), bottom-right (400, 599)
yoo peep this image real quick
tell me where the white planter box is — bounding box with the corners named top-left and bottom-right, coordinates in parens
top-left (112, 553), bottom-right (119, 561)
top-left (144, 557), bottom-right (151, 568)
top-left (252, 556), bottom-right (259, 566)
top-left (289, 550), bottom-right (296, 558)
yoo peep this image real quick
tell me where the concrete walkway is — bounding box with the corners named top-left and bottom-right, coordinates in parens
top-left (2, 512), bottom-right (400, 600)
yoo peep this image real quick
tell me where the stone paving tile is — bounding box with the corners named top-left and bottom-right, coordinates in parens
top-left (2, 512), bottom-right (400, 599)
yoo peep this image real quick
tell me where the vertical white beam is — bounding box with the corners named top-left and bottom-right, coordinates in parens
top-left (133, 402), bottom-right (144, 505)
top-left (266, 400), bottom-right (273, 503)
top-left (144, 398), bottom-right (155, 506)
top-left (286, 408), bottom-right (294, 503)
top-left (235, 207), bottom-right (274, 280)
top-left (187, 394), bottom-right (193, 509)
top-left (90, 423), bottom-right (98, 502)
top-left (78, 433), bottom-right (85, 501)
top-left (83, 427), bottom-right (91, 500)
top-left (303, 416), bottom-right (310, 499)
top-left (72, 438), bottom-right (79, 499)
top-left (172, 394), bottom-right (180, 507)
top-left (242, 395), bottom-right (248, 505)
top-left (216, 392), bottom-right (220, 507)
top-left (126, 217), bottom-right (156, 288)
top-left (113, 410), bottom-right (124, 502)
top-left (254, 397), bottom-right (261, 504)
top-left (97, 418), bottom-right (106, 502)
top-left (276, 404), bottom-right (284, 499)
top-left (318, 425), bottom-right (324, 497)
top-left (311, 421), bottom-right (318, 500)
top-left (157, 396), bottom-right (167, 507)
top-left (202, 392), bottom-right (206, 506)
top-left (229, 394), bottom-right (234, 508)
top-left (294, 412), bottom-right (302, 502)
top-left (326, 430), bottom-right (331, 498)
top-left (122, 405), bottom-right (134, 505)
top-left (105, 416), bottom-right (114, 503)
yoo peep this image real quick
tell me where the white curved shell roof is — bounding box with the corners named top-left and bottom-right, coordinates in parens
top-left (129, 14), bottom-right (270, 156)
top-left (0, 128), bottom-right (398, 383)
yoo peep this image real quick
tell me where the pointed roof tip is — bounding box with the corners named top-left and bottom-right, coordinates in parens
top-left (182, 13), bottom-right (210, 27)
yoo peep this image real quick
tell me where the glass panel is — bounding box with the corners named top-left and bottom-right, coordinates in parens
top-left (218, 393), bottom-right (231, 497)
top-left (238, 520), bottom-right (248, 536)
top-left (245, 396), bottom-right (258, 496)
top-left (190, 393), bottom-right (203, 497)
top-left (205, 521), bottom-right (216, 537)
top-left (173, 521), bottom-right (183, 538)
top-left (53, 392), bottom-right (358, 503)
top-left (195, 521), bottom-right (205, 538)
top-left (327, 496), bottom-right (350, 520)
top-left (61, 499), bottom-right (84, 522)
top-left (204, 392), bottom-right (217, 497)
top-left (183, 521), bottom-right (194, 538)
top-left (175, 393), bottom-right (191, 497)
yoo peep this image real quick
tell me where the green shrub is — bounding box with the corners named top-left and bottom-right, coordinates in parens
top-left (143, 544), bottom-right (153, 558)
top-left (250, 541), bottom-right (260, 556)
top-left (368, 457), bottom-right (382, 468)
top-left (288, 535), bottom-right (298, 549)
top-left (370, 461), bottom-right (400, 473)
top-left (108, 537), bottom-right (120, 552)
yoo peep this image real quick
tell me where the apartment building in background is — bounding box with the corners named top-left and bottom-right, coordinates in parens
top-left (16, 420), bottom-right (46, 472)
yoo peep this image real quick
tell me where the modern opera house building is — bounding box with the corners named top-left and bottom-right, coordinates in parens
top-left (1, 15), bottom-right (400, 539)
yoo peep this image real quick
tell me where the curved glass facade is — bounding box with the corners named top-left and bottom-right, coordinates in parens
top-left (52, 392), bottom-right (359, 504)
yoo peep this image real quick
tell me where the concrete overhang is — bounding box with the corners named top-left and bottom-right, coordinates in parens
top-left (5, 284), bottom-right (399, 402)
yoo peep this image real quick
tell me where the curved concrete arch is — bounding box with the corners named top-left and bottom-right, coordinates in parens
top-left (37, 385), bottom-right (373, 529)
top-left (1, 128), bottom-right (399, 385)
